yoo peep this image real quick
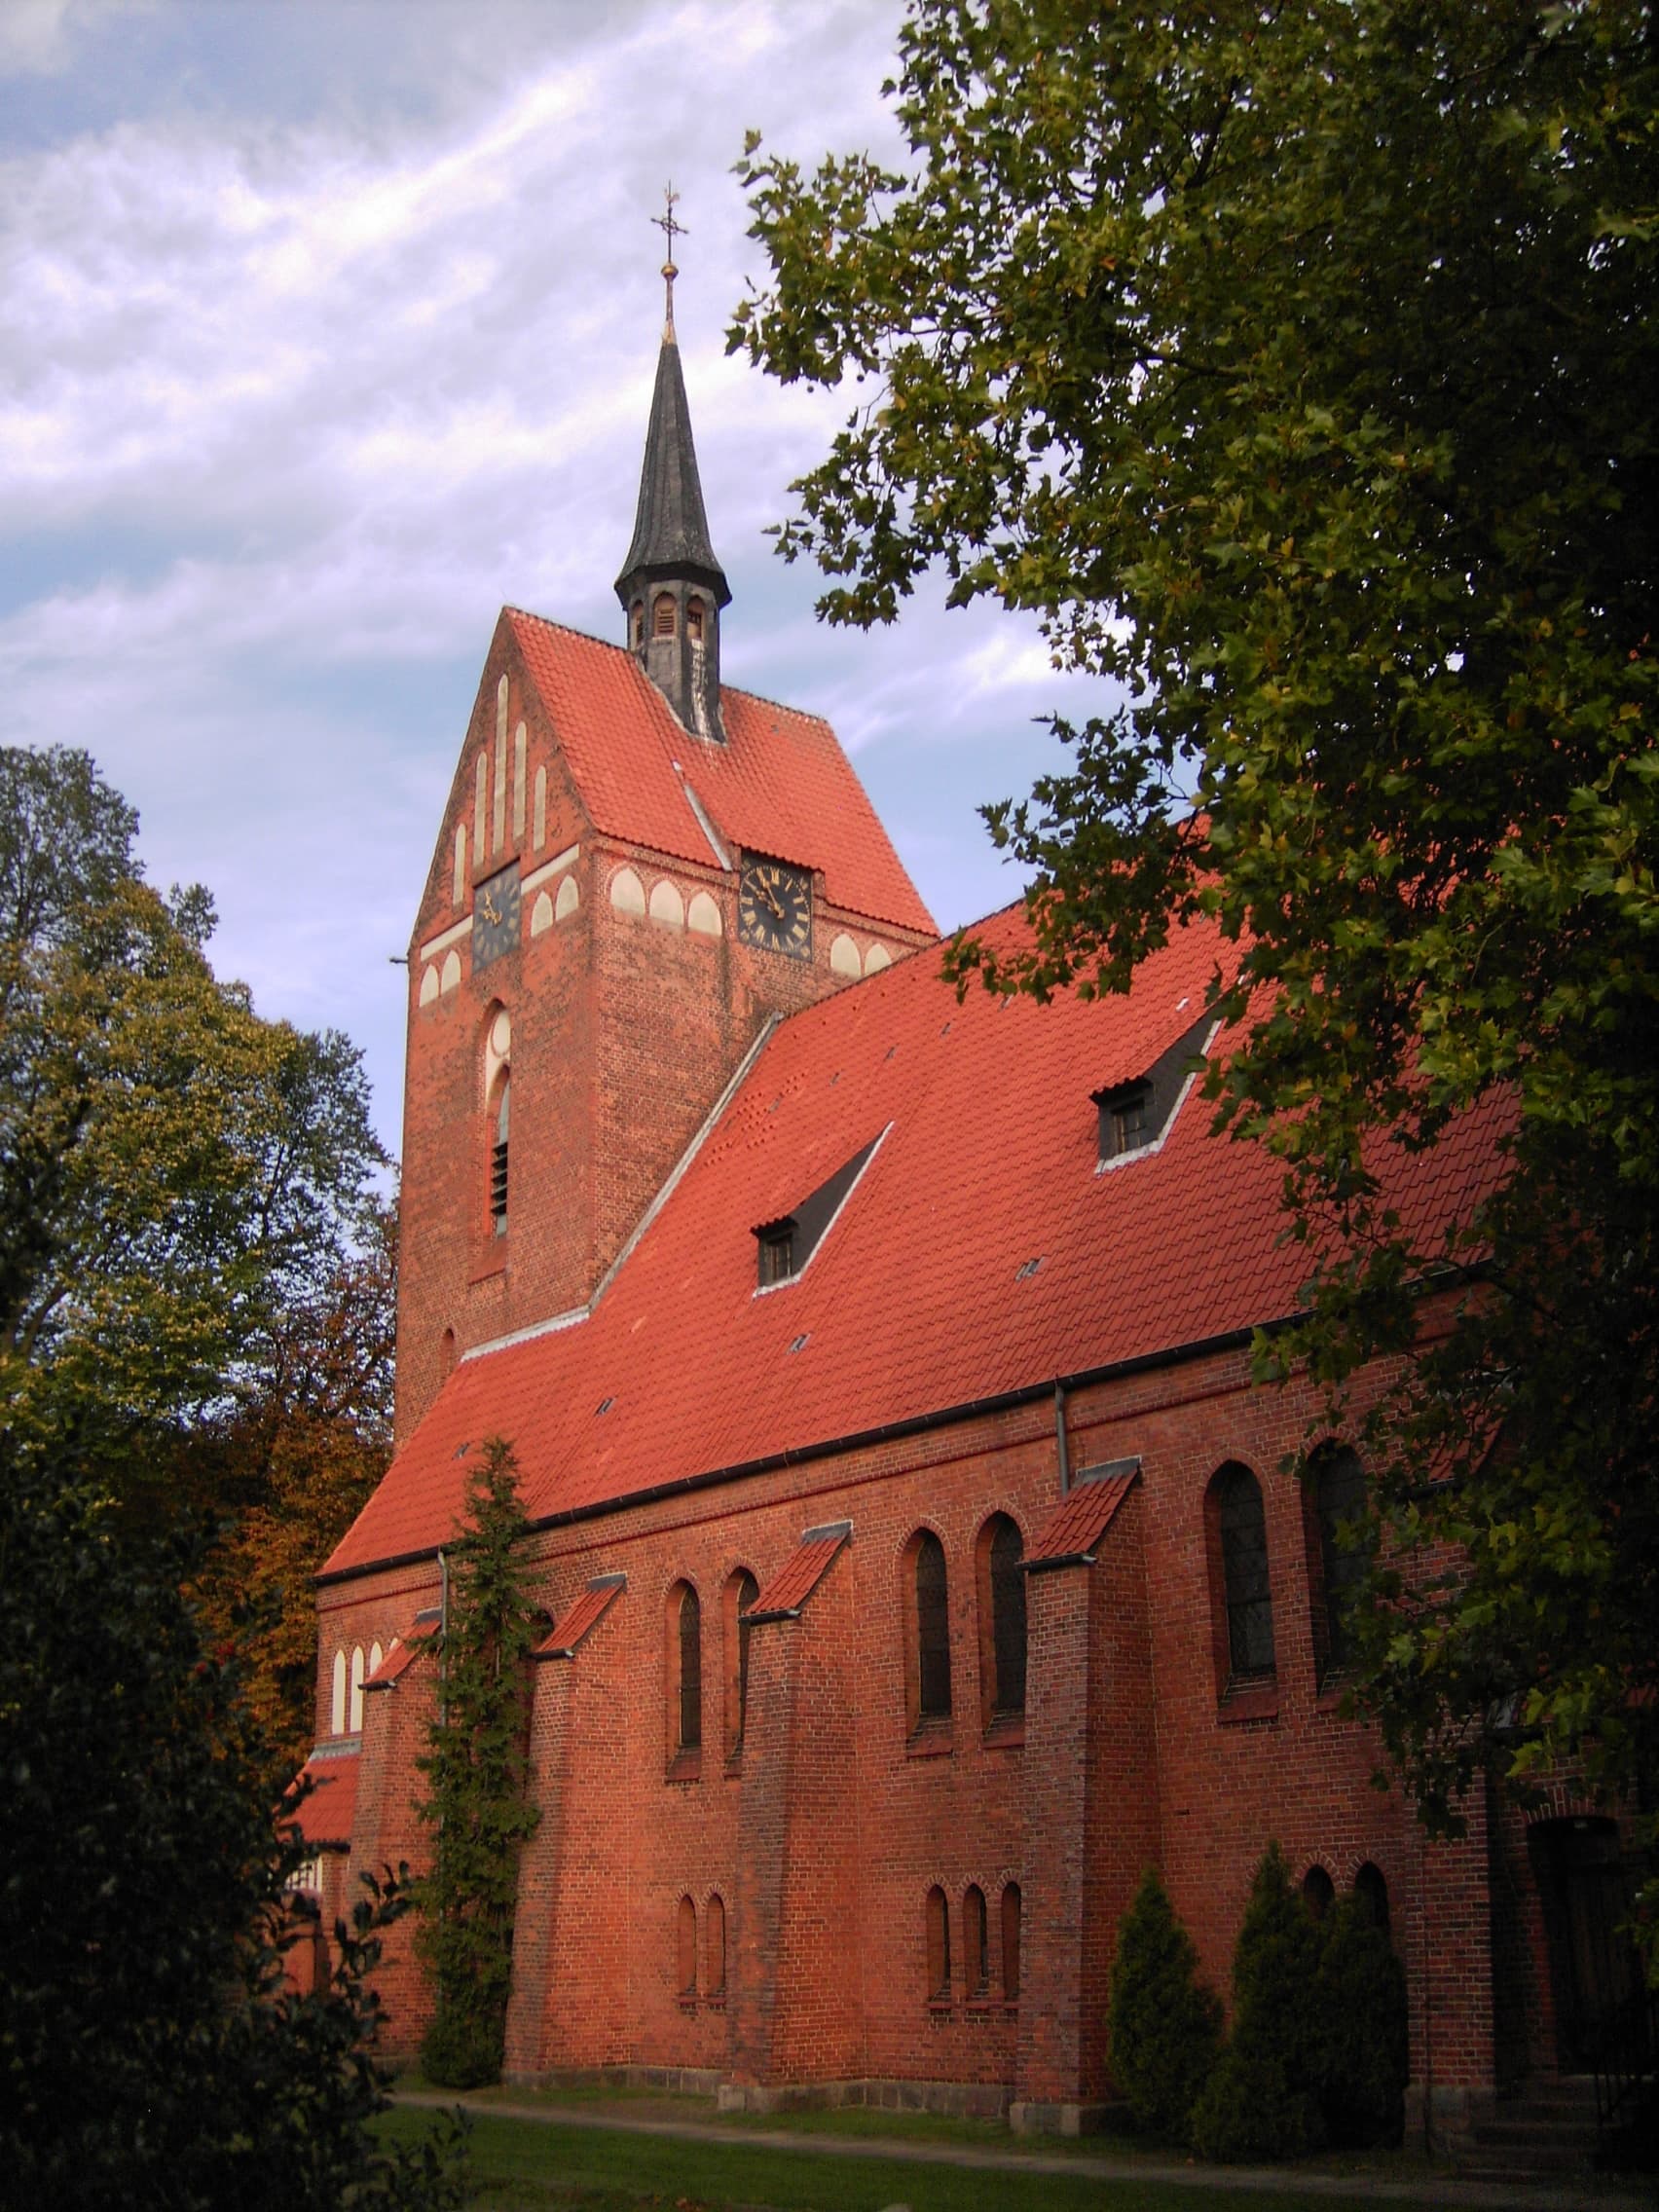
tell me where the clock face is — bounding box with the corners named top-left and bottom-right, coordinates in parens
top-left (739, 857), bottom-right (812, 959)
top-left (472, 863), bottom-right (522, 969)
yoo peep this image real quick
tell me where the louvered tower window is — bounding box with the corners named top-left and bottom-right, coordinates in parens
top-left (490, 1079), bottom-right (510, 1234)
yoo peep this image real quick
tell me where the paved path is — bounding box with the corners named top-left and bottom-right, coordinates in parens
top-left (393, 2089), bottom-right (1655, 2212)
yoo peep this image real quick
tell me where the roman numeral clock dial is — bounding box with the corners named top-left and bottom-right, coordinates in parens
top-left (738, 857), bottom-right (812, 959)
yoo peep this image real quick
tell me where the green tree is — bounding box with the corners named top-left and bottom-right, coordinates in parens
top-left (1106, 1866), bottom-right (1223, 2143)
top-left (0, 1428), bottom-right (463, 2210)
top-left (0, 745), bottom-right (386, 1487)
top-left (732, 2), bottom-right (1659, 1915)
top-left (416, 1437), bottom-right (543, 2088)
top-left (1191, 1844), bottom-right (1326, 2162)
top-left (1313, 1893), bottom-right (1409, 2147)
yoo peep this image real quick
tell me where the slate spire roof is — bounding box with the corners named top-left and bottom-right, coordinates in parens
top-left (614, 329), bottom-right (731, 609)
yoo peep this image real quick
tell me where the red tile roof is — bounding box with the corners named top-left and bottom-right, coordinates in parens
top-left (286, 1751), bottom-right (359, 1847)
top-left (535, 1576), bottom-right (625, 1659)
top-left (748, 1528), bottom-right (850, 1621)
top-left (326, 903), bottom-right (1507, 1579)
top-left (364, 1614), bottom-right (437, 1689)
top-left (1027, 1470), bottom-right (1139, 1567)
top-left (506, 611), bottom-right (935, 936)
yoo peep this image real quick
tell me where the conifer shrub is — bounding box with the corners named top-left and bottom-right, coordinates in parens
top-left (1191, 1842), bottom-right (1327, 2161)
top-left (1106, 1866), bottom-right (1223, 2141)
top-left (1313, 1893), bottom-right (1409, 2145)
top-left (416, 1437), bottom-right (542, 2089)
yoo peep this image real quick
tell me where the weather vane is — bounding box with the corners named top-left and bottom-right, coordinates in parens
top-left (652, 183), bottom-right (685, 334)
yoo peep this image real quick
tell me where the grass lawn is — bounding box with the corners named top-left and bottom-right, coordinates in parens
top-left (377, 2100), bottom-right (1434, 2212)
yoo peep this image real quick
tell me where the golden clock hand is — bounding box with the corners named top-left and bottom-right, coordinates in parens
top-left (481, 893), bottom-right (500, 926)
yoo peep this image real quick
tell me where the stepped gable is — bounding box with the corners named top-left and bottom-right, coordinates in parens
top-left (506, 608), bottom-right (933, 935)
top-left (326, 903), bottom-right (1504, 1580)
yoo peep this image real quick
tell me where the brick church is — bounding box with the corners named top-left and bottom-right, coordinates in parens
top-left (297, 290), bottom-right (1632, 2143)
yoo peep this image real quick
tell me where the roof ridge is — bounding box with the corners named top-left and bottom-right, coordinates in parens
top-left (502, 608), bottom-right (833, 730)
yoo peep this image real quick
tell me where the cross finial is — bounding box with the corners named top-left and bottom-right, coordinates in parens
top-left (652, 183), bottom-right (685, 337)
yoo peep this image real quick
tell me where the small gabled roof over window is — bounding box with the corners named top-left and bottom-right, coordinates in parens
top-left (1092, 1010), bottom-right (1215, 1168)
top-left (754, 1129), bottom-right (887, 1290)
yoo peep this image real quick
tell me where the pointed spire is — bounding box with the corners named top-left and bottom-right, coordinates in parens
top-left (613, 333), bottom-right (730, 607)
top-left (615, 192), bottom-right (730, 743)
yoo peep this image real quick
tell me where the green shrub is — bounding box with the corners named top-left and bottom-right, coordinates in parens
top-left (1313, 1894), bottom-right (1409, 2145)
top-left (1106, 1867), bottom-right (1223, 2140)
top-left (1191, 1842), bottom-right (1326, 2161)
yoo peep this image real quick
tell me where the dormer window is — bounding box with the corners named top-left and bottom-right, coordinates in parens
top-left (631, 601), bottom-right (645, 648)
top-left (1100, 1080), bottom-right (1153, 1161)
top-left (753, 1128), bottom-right (887, 1291)
top-left (757, 1222), bottom-right (796, 1286)
top-left (652, 593), bottom-right (677, 639)
top-left (686, 598), bottom-right (705, 644)
top-left (1092, 1010), bottom-right (1215, 1170)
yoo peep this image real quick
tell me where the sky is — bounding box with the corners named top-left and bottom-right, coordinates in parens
top-left (3, 0), bottom-right (1104, 1156)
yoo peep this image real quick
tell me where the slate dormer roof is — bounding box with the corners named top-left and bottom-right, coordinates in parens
top-left (324, 902), bottom-right (1507, 1581)
top-left (613, 331), bottom-right (730, 608)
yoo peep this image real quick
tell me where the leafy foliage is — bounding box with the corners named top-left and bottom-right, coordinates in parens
top-left (732, 2), bottom-right (1659, 1918)
top-left (0, 744), bottom-right (386, 1484)
top-left (1191, 1845), bottom-right (1326, 2161)
top-left (1106, 1866), bottom-right (1223, 2143)
top-left (417, 1437), bottom-right (543, 2088)
top-left (190, 1198), bottom-right (398, 1766)
top-left (0, 1430), bottom-right (463, 2210)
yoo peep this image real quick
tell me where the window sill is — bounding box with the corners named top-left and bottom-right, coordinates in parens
top-left (926, 1998), bottom-right (953, 2018)
top-left (1314, 1672), bottom-right (1357, 1716)
top-left (706, 1994), bottom-right (726, 2013)
top-left (665, 1750), bottom-right (702, 1784)
top-left (982, 1713), bottom-right (1025, 1751)
top-left (723, 1751), bottom-right (744, 1780)
top-left (906, 1716), bottom-right (954, 1759)
top-left (965, 1994), bottom-right (996, 2016)
top-left (469, 1246), bottom-right (507, 1285)
top-left (1218, 1679), bottom-right (1279, 1724)
top-left (678, 1996), bottom-right (697, 2013)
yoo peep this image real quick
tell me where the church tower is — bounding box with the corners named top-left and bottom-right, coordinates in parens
top-left (390, 255), bottom-right (937, 1446)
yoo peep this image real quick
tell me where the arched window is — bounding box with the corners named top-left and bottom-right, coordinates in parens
top-left (1310, 1443), bottom-right (1370, 1675)
top-left (489, 1078), bottom-right (510, 1235)
top-left (652, 592), bottom-right (677, 639)
top-left (724, 1568), bottom-right (759, 1761)
top-left (676, 1584), bottom-right (702, 1754)
top-left (964, 1884), bottom-right (988, 1998)
top-left (686, 598), bottom-right (705, 644)
top-left (349, 1644), bottom-right (366, 1733)
top-left (1001, 1882), bottom-right (1022, 2002)
top-left (1354, 1862), bottom-right (1390, 1936)
top-left (913, 1531), bottom-right (952, 1721)
top-left (978, 1514), bottom-right (1026, 1722)
top-left (677, 1895), bottom-right (697, 1998)
top-left (330, 1648), bottom-right (348, 1735)
top-left (368, 1640), bottom-right (384, 1678)
top-left (1303, 1864), bottom-right (1335, 1921)
top-left (440, 1325), bottom-right (457, 1379)
top-left (706, 1893), bottom-right (726, 1997)
top-left (1212, 1462), bottom-right (1275, 1681)
top-left (926, 1886), bottom-right (951, 2003)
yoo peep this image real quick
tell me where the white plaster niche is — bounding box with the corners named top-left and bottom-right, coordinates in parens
top-left (555, 875), bottom-right (580, 921)
top-left (830, 932), bottom-right (861, 977)
top-left (452, 823), bottom-right (467, 907)
top-left (648, 878), bottom-right (685, 930)
top-left (687, 890), bottom-right (722, 938)
top-left (473, 754), bottom-right (488, 861)
top-left (496, 673), bottom-right (508, 746)
top-left (419, 964), bottom-right (440, 1006)
top-left (513, 720), bottom-right (527, 840)
top-left (610, 866), bottom-right (645, 917)
top-left (440, 947), bottom-right (461, 995)
top-left (493, 723), bottom-right (508, 854)
top-left (490, 1009), bottom-right (511, 1059)
top-left (531, 890), bottom-right (554, 938)
top-left (865, 942), bottom-right (892, 975)
top-left (534, 764), bottom-right (547, 851)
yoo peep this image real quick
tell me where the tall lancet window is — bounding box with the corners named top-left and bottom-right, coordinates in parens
top-left (490, 1078), bottom-right (510, 1235)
